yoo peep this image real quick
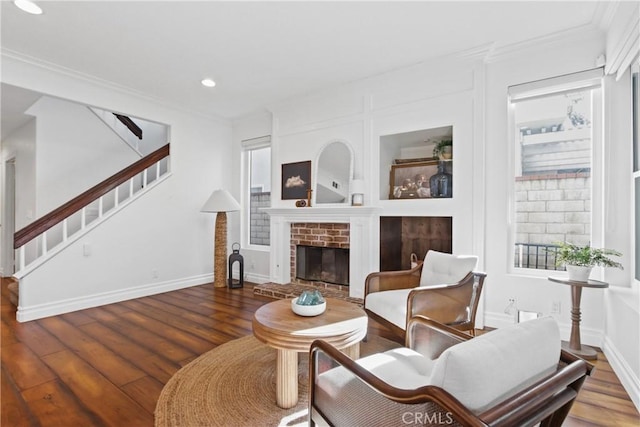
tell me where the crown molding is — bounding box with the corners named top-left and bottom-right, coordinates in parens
top-left (1, 48), bottom-right (230, 126)
top-left (484, 24), bottom-right (604, 64)
top-left (592, 0), bottom-right (620, 31)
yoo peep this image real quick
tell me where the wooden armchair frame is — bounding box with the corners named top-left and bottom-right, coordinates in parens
top-left (364, 263), bottom-right (487, 341)
top-left (309, 316), bottom-right (592, 427)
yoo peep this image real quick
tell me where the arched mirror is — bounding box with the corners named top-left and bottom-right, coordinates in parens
top-left (314, 140), bottom-right (354, 204)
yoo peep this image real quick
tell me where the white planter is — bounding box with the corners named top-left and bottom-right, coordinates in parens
top-left (566, 265), bottom-right (592, 282)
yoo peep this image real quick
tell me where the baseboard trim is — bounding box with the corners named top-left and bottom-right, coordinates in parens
top-left (603, 336), bottom-right (640, 412)
top-left (16, 273), bottom-right (213, 322)
top-left (484, 311), bottom-right (603, 346)
top-left (244, 272), bottom-right (270, 285)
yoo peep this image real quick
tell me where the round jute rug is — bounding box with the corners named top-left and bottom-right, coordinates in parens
top-left (155, 334), bottom-right (398, 427)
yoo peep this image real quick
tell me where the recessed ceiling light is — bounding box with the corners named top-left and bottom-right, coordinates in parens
top-left (14, 0), bottom-right (43, 15)
top-left (201, 78), bottom-right (216, 88)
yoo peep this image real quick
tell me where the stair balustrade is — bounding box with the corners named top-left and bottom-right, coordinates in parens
top-left (13, 144), bottom-right (170, 273)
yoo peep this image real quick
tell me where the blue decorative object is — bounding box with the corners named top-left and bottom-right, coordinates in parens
top-left (429, 161), bottom-right (452, 198)
top-left (296, 289), bottom-right (325, 305)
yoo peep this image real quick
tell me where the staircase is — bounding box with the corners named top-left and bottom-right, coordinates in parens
top-left (11, 144), bottom-right (171, 305)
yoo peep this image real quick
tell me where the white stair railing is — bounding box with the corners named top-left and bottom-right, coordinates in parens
top-left (14, 145), bottom-right (170, 276)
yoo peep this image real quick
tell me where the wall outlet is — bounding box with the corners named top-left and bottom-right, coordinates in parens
top-left (551, 301), bottom-right (561, 314)
top-left (504, 298), bottom-right (517, 315)
top-left (83, 243), bottom-right (91, 257)
top-left (152, 270), bottom-right (159, 279)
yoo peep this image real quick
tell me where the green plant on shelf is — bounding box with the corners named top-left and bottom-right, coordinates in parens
top-left (432, 139), bottom-right (452, 160)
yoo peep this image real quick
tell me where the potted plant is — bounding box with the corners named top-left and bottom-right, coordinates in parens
top-left (555, 242), bottom-right (623, 281)
top-left (432, 139), bottom-right (452, 160)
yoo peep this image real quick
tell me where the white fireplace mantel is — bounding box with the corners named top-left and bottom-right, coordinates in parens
top-left (263, 206), bottom-right (380, 299)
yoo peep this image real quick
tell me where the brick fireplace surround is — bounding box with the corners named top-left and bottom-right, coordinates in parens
top-left (290, 222), bottom-right (350, 289)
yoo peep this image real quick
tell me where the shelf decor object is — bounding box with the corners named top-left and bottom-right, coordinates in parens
top-left (389, 160), bottom-right (439, 199)
top-left (201, 189), bottom-right (241, 288)
top-left (350, 179), bottom-right (365, 206)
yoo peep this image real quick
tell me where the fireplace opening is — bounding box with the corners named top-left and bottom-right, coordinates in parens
top-left (296, 245), bottom-right (349, 286)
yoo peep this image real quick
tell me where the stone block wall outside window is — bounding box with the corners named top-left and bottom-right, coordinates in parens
top-left (250, 192), bottom-right (271, 246)
top-left (515, 172), bottom-right (590, 270)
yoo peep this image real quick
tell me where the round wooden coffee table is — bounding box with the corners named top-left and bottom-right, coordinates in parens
top-left (252, 297), bottom-right (367, 409)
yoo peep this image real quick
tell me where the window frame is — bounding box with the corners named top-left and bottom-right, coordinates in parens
top-left (507, 69), bottom-right (604, 278)
top-left (241, 136), bottom-right (271, 252)
top-left (632, 60), bottom-right (640, 284)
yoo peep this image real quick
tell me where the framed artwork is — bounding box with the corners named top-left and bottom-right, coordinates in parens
top-left (281, 160), bottom-right (311, 200)
top-left (389, 159), bottom-right (452, 199)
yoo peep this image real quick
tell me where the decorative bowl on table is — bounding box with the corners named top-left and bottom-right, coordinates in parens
top-left (291, 290), bottom-right (326, 316)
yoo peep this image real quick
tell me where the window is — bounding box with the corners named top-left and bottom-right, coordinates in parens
top-left (509, 69), bottom-right (603, 272)
top-left (242, 137), bottom-right (271, 248)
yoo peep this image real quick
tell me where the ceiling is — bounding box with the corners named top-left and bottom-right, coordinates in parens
top-left (1, 1), bottom-right (606, 124)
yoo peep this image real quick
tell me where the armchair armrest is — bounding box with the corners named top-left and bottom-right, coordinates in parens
top-left (406, 315), bottom-right (470, 358)
top-left (405, 272), bottom-right (477, 328)
top-left (479, 357), bottom-right (591, 426)
top-left (364, 262), bottom-right (422, 296)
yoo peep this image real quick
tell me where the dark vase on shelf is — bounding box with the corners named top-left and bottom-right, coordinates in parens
top-left (429, 161), bottom-right (452, 198)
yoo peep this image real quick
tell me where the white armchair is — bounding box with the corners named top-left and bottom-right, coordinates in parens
top-left (364, 250), bottom-right (485, 341)
top-left (310, 316), bottom-right (592, 427)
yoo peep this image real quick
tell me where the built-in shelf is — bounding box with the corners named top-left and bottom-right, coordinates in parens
top-left (380, 125), bottom-right (453, 200)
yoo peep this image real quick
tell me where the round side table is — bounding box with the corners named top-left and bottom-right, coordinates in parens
top-left (548, 276), bottom-right (608, 360)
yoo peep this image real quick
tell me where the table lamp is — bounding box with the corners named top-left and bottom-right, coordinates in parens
top-left (201, 189), bottom-right (241, 287)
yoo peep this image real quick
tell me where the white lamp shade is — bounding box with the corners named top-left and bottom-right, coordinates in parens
top-left (201, 189), bottom-right (241, 213)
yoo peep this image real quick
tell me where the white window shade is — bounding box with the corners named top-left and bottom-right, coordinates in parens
top-left (509, 68), bottom-right (603, 103)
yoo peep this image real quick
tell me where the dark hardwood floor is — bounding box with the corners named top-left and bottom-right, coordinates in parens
top-left (1, 278), bottom-right (638, 426)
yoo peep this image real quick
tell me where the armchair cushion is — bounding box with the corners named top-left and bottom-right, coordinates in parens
top-left (364, 288), bottom-right (412, 330)
top-left (430, 316), bottom-right (561, 412)
top-left (420, 250), bottom-right (478, 287)
top-left (318, 346), bottom-right (435, 393)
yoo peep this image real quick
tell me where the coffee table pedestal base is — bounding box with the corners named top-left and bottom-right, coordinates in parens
top-left (276, 349), bottom-right (298, 409)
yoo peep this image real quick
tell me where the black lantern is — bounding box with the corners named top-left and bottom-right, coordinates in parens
top-left (228, 242), bottom-right (244, 288)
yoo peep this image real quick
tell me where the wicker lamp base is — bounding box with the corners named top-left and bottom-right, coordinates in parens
top-left (213, 212), bottom-right (228, 288)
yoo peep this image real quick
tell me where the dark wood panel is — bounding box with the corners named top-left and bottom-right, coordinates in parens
top-left (380, 216), bottom-right (402, 271)
top-left (380, 216), bottom-right (453, 270)
top-left (1, 278), bottom-right (637, 426)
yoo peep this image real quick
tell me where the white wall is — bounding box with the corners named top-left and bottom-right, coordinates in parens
top-left (28, 96), bottom-right (139, 216)
top-left (1, 119), bottom-right (37, 273)
top-left (2, 119), bottom-right (36, 230)
top-left (1, 53), bottom-right (233, 321)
